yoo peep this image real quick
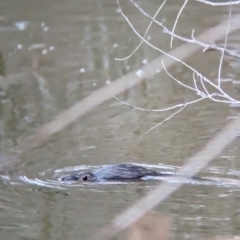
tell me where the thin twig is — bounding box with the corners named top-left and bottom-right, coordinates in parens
top-left (115, 0), bottom-right (167, 61)
top-left (141, 105), bottom-right (187, 137)
top-left (116, 0), bottom-right (239, 106)
top-left (170, 0), bottom-right (188, 48)
top-left (196, 0), bottom-right (240, 6)
top-left (127, 0), bottom-right (240, 59)
top-left (217, 1), bottom-right (232, 88)
top-left (89, 114), bottom-right (240, 240)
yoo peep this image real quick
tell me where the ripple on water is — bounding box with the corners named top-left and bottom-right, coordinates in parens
top-left (15, 164), bottom-right (132, 191)
top-left (17, 165), bottom-right (91, 189)
top-left (12, 163), bottom-right (176, 190)
top-left (6, 163), bottom-right (240, 192)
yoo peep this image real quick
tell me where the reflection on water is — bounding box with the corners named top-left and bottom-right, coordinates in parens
top-left (0, 0), bottom-right (240, 240)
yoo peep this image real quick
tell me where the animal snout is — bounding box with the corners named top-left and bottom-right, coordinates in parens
top-left (61, 173), bottom-right (80, 181)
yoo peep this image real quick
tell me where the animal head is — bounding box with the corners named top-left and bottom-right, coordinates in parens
top-left (61, 171), bottom-right (95, 182)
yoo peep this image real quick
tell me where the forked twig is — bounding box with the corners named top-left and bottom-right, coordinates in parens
top-left (115, 0), bottom-right (168, 61)
top-left (85, 2), bottom-right (240, 240)
top-left (141, 105), bottom-right (187, 137)
top-left (114, 0), bottom-right (239, 136)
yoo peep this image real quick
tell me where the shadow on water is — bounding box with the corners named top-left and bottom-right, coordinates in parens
top-left (0, 0), bottom-right (240, 240)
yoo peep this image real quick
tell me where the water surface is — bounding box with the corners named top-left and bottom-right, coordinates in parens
top-left (0, 1), bottom-right (240, 240)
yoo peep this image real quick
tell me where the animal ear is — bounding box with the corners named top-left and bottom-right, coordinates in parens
top-left (82, 175), bottom-right (88, 181)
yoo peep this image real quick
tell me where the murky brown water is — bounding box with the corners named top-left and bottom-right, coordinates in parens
top-left (0, 0), bottom-right (240, 240)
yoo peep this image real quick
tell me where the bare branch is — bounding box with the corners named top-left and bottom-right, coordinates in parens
top-left (126, 0), bottom-right (240, 60)
top-left (113, 95), bottom-right (205, 113)
top-left (115, 0), bottom-right (167, 61)
top-left (170, 0), bottom-right (188, 48)
top-left (141, 105), bottom-right (186, 137)
top-left (114, 0), bottom-right (240, 136)
top-left (116, 0), bottom-right (239, 103)
top-left (196, 0), bottom-right (240, 6)
top-left (89, 114), bottom-right (240, 240)
top-left (217, 2), bottom-right (232, 88)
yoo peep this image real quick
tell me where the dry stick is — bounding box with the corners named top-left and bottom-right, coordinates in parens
top-left (203, 44), bottom-right (240, 59)
top-left (89, 115), bottom-right (240, 240)
top-left (217, 1), bottom-right (231, 88)
top-left (1, 15), bottom-right (240, 171)
top-left (129, 0), bottom-right (240, 59)
top-left (196, 0), bottom-right (240, 6)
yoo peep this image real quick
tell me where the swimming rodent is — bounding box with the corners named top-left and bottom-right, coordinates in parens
top-left (61, 163), bottom-right (210, 182)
